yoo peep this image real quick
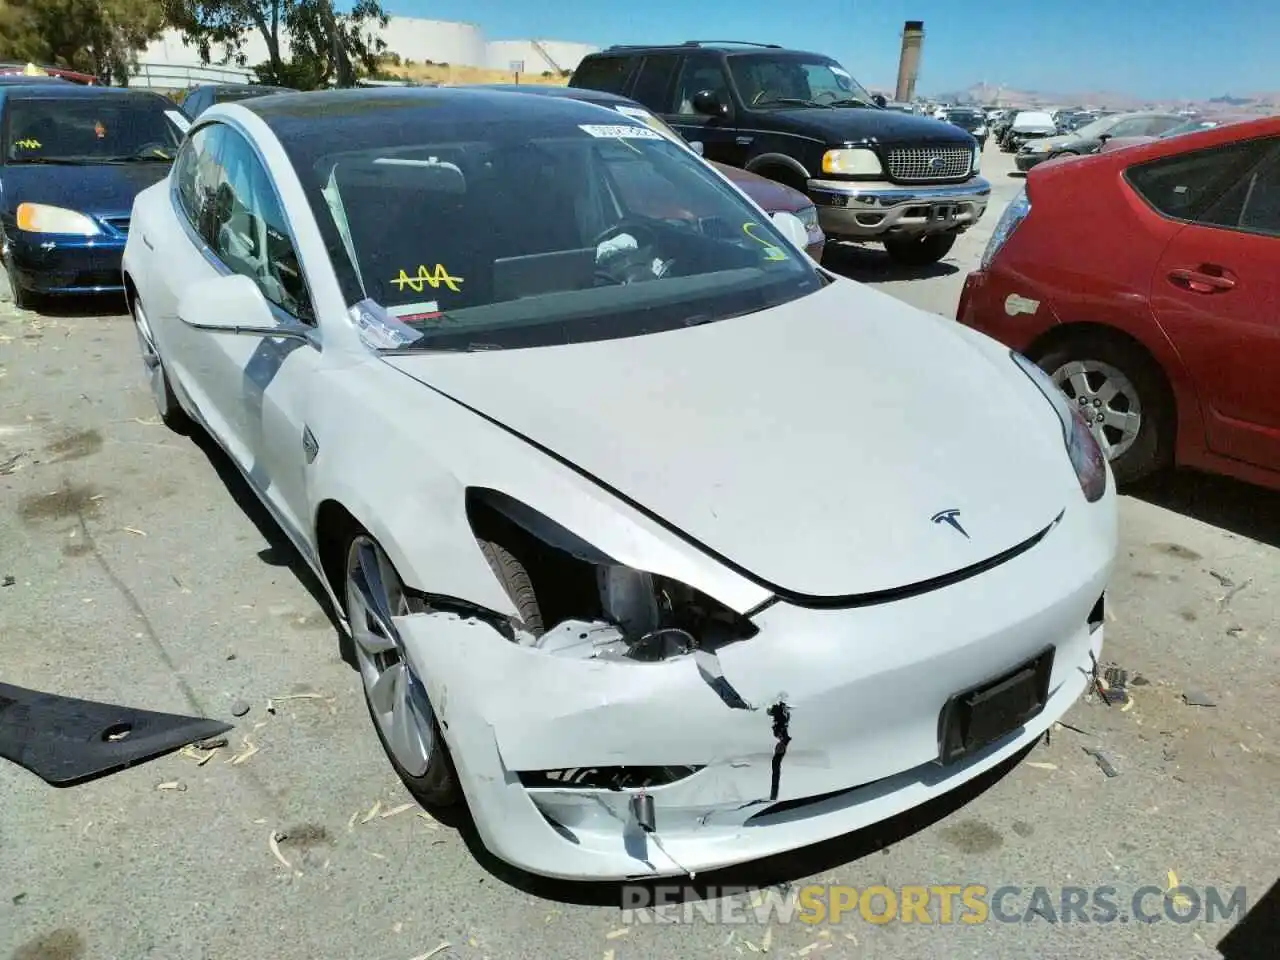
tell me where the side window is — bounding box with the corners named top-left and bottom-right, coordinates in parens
top-left (1107, 118), bottom-right (1150, 138)
top-left (630, 54), bottom-right (681, 112)
top-left (1125, 138), bottom-right (1273, 222)
top-left (1145, 117), bottom-right (1183, 136)
top-left (213, 130), bottom-right (314, 321)
top-left (674, 55), bottom-right (732, 116)
top-left (1201, 143), bottom-right (1280, 237)
top-left (173, 123), bottom-right (226, 244)
top-left (569, 56), bottom-right (637, 95)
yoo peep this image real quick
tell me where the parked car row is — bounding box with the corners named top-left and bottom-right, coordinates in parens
top-left (1015, 111), bottom-right (1185, 170)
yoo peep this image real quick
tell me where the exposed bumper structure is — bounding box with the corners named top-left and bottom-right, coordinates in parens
top-left (4, 233), bottom-right (126, 295)
top-left (808, 177), bottom-right (991, 241)
top-left (395, 490), bottom-right (1115, 880)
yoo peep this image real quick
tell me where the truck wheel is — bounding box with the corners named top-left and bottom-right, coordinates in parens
top-left (884, 233), bottom-right (956, 267)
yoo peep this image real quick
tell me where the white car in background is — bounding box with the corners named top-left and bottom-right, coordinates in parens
top-left (122, 87), bottom-right (1118, 880)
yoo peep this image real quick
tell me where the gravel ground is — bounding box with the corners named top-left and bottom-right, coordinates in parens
top-left (1, 147), bottom-right (1277, 960)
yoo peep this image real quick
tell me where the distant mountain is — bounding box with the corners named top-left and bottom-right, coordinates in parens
top-left (930, 82), bottom-right (1280, 116)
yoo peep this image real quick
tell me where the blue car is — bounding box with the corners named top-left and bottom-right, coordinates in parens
top-left (1, 84), bottom-right (186, 307)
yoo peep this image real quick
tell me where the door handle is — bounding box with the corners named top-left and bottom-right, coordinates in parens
top-left (142, 234), bottom-right (154, 250)
top-left (1168, 267), bottom-right (1235, 293)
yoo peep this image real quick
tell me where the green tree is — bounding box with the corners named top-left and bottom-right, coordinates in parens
top-left (0, 0), bottom-right (166, 85)
top-left (164, 0), bottom-right (388, 90)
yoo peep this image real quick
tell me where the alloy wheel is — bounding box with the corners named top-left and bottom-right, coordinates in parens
top-left (1051, 359), bottom-right (1142, 460)
top-left (345, 535), bottom-right (435, 777)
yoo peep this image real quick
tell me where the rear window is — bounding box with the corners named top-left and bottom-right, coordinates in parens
top-left (1124, 138), bottom-right (1274, 221)
top-left (569, 56), bottom-right (638, 95)
top-left (4, 96), bottom-right (182, 163)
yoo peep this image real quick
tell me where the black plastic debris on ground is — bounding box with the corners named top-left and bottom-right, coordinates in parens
top-left (0, 682), bottom-right (232, 787)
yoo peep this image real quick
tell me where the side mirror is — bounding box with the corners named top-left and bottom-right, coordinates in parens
top-left (1097, 132), bottom-right (1112, 143)
top-left (872, 93), bottom-right (887, 108)
top-left (178, 273), bottom-right (307, 339)
top-left (692, 89), bottom-right (728, 117)
top-left (770, 210), bottom-right (811, 250)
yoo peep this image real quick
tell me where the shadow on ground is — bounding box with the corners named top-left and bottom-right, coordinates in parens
top-left (187, 423), bottom-right (342, 634)
top-left (24, 292), bottom-right (129, 319)
top-left (428, 741), bottom-right (1034, 906)
top-left (1129, 469), bottom-right (1280, 550)
top-left (821, 242), bottom-right (960, 283)
top-left (1217, 876), bottom-right (1280, 960)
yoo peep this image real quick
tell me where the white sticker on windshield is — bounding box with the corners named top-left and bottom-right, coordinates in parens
top-left (579, 123), bottom-right (662, 140)
top-left (165, 110), bottom-right (191, 134)
top-left (350, 299), bottom-right (425, 351)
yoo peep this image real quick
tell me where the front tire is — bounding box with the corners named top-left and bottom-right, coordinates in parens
top-left (344, 533), bottom-right (461, 807)
top-left (4, 254), bottom-right (36, 311)
top-left (883, 232), bottom-right (957, 267)
top-left (1033, 335), bottom-right (1172, 485)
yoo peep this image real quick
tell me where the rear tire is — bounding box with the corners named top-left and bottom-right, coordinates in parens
top-left (883, 232), bottom-right (957, 267)
top-left (130, 295), bottom-right (190, 432)
top-left (1033, 334), bottom-right (1173, 485)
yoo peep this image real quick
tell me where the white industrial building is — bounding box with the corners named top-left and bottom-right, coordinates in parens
top-left (133, 16), bottom-right (598, 88)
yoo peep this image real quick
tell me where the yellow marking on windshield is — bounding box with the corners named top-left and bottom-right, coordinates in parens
top-left (742, 222), bottom-right (789, 261)
top-left (14, 138), bottom-right (41, 150)
top-left (392, 264), bottom-right (464, 294)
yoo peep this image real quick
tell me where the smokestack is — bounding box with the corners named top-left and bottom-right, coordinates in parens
top-left (895, 20), bottom-right (925, 103)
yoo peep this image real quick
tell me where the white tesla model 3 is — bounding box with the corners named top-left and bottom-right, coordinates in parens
top-left (122, 88), bottom-right (1117, 881)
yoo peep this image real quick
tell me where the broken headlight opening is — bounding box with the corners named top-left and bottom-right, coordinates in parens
top-left (462, 489), bottom-right (764, 797)
top-left (463, 488), bottom-right (760, 663)
top-left (1011, 351), bottom-right (1108, 503)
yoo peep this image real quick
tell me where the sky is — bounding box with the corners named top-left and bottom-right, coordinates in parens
top-left (385, 0), bottom-right (1276, 101)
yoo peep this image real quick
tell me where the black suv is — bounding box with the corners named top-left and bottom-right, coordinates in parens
top-left (569, 41), bottom-right (990, 265)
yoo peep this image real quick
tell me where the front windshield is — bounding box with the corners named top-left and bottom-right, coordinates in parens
top-left (4, 97), bottom-right (181, 163)
top-left (295, 115), bottom-right (822, 352)
top-left (1159, 119), bottom-right (1214, 138)
top-left (1073, 115), bottom-right (1122, 139)
top-left (727, 54), bottom-right (874, 108)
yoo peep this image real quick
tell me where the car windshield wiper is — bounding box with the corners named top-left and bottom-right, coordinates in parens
top-left (756, 97), bottom-right (831, 109)
top-left (829, 97), bottom-right (874, 108)
top-left (101, 155), bottom-right (172, 163)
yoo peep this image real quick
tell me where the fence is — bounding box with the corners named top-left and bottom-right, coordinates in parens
top-left (130, 60), bottom-right (255, 91)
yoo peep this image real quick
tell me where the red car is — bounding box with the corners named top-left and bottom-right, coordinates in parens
top-left (958, 117), bottom-right (1280, 491)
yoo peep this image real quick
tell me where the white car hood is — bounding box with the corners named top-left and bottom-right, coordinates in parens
top-left (384, 281), bottom-right (1069, 600)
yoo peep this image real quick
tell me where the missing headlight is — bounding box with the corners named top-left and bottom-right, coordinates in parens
top-left (465, 488), bottom-right (758, 661)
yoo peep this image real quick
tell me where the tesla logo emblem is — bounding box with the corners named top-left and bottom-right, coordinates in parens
top-left (931, 508), bottom-right (969, 539)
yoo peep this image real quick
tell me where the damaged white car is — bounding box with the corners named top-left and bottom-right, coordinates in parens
top-left (122, 88), bottom-right (1118, 880)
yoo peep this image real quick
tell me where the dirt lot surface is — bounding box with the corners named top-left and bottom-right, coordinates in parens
top-left (1, 147), bottom-right (1277, 960)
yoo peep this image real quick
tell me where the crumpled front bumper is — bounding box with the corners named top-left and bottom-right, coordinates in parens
top-left (395, 493), bottom-right (1115, 881)
top-left (808, 176), bottom-right (991, 240)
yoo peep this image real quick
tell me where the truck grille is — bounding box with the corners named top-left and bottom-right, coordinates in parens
top-left (885, 146), bottom-right (973, 183)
